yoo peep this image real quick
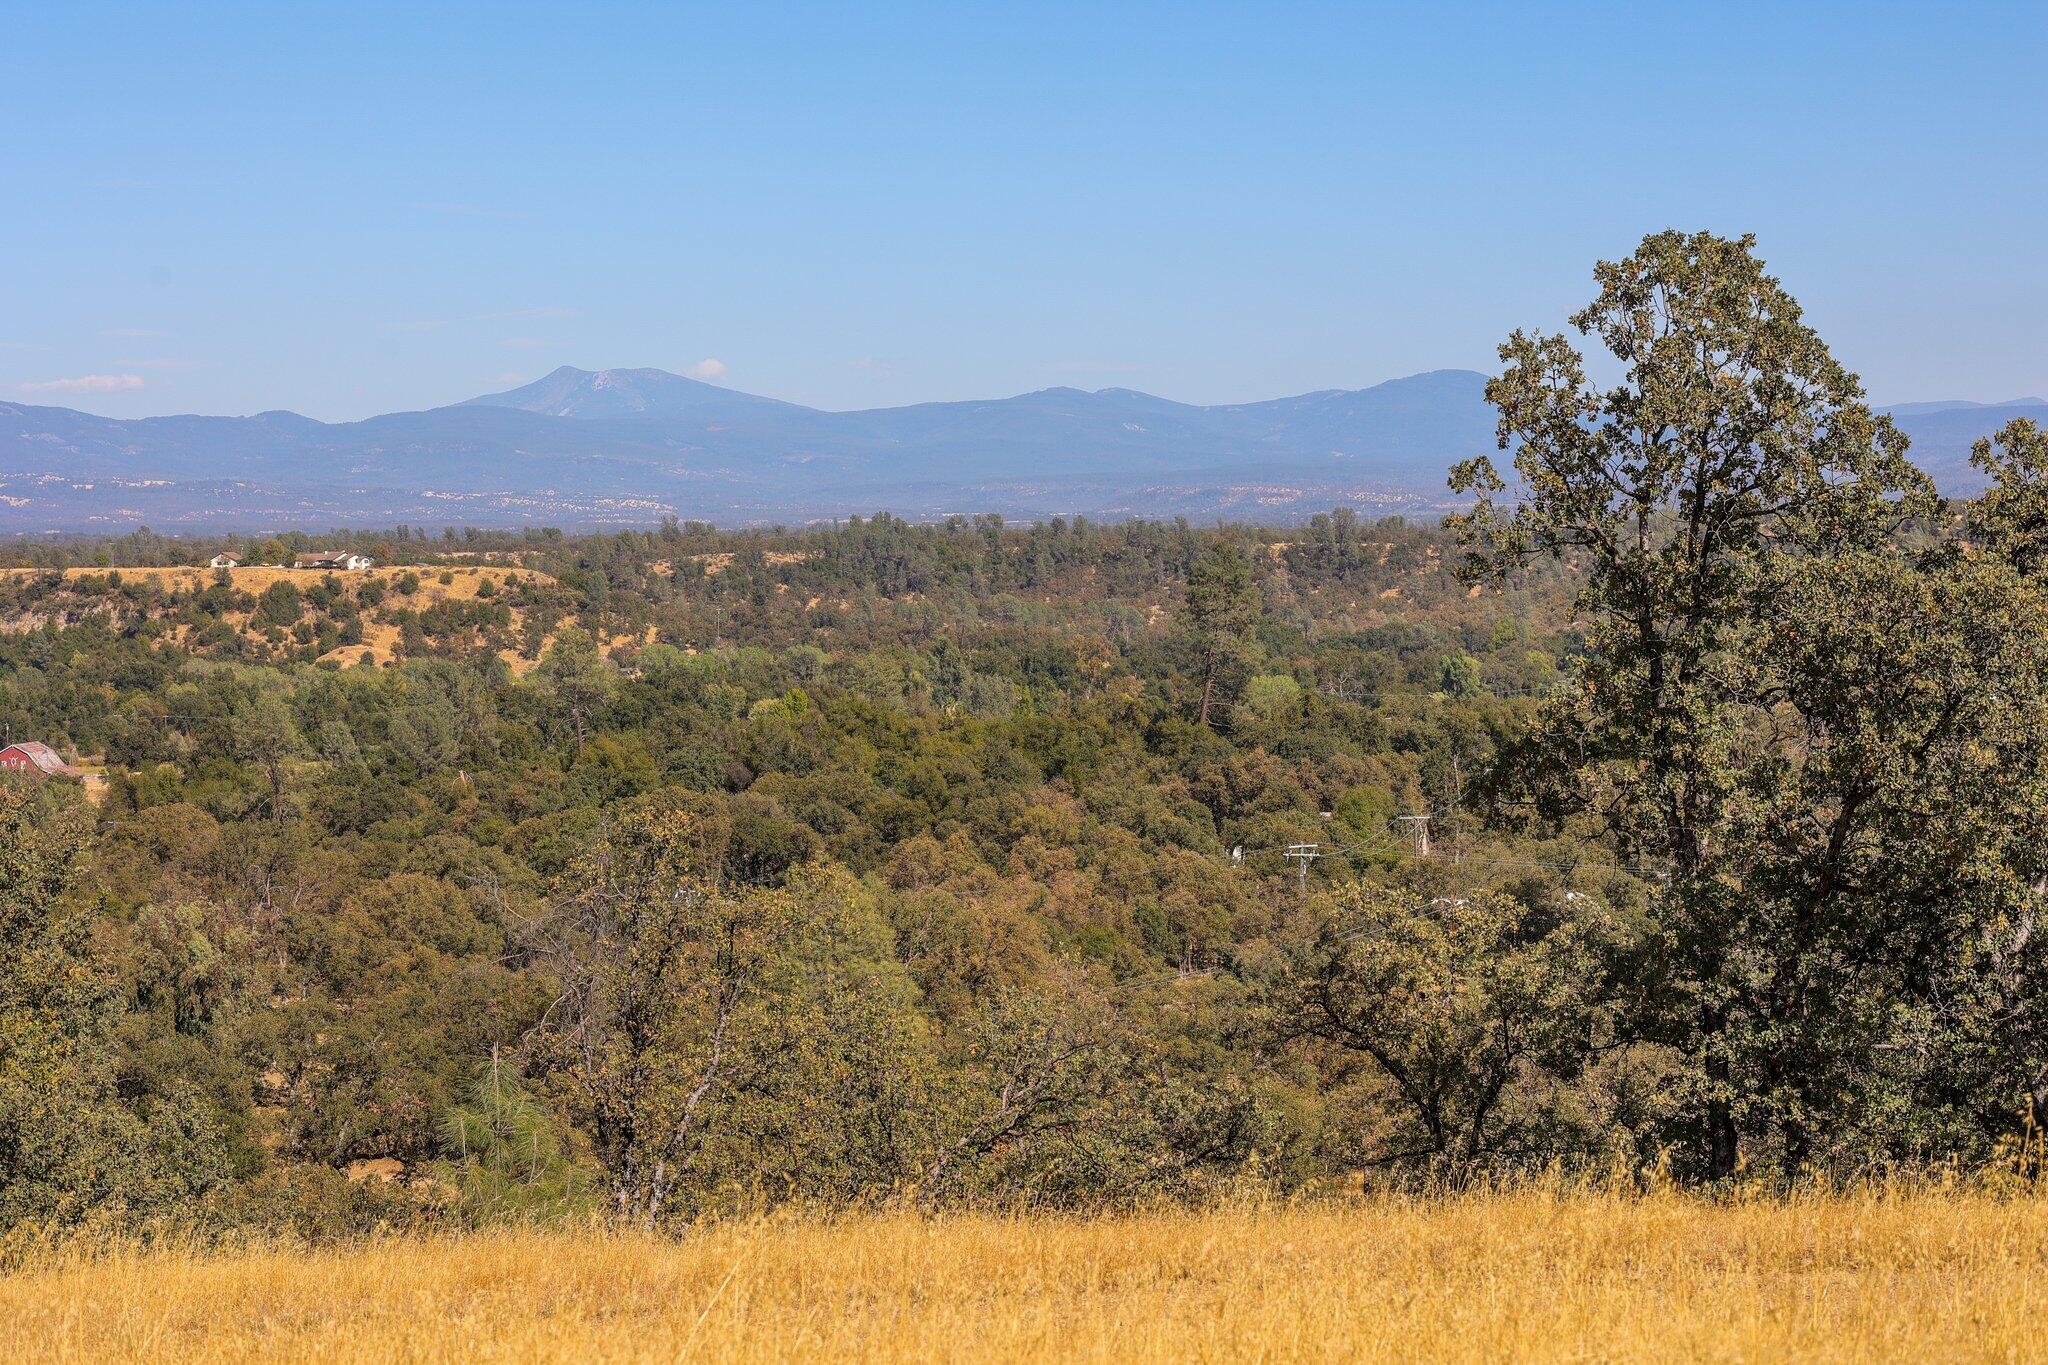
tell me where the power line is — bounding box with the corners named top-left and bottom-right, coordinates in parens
top-left (1284, 843), bottom-right (1322, 891)
top-left (1262, 808), bottom-right (1671, 886)
top-left (1395, 813), bottom-right (1434, 859)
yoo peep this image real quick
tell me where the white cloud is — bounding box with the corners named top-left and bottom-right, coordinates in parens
top-left (689, 358), bottom-right (728, 382)
top-left (20, 374), bottom-right (145, 395)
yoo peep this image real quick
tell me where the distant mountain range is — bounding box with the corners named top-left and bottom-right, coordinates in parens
top-left (0, 365), bottom-right (2040, 531)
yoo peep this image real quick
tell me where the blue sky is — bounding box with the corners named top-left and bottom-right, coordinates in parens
top-left (4, 1), bottom-right (2045, 420)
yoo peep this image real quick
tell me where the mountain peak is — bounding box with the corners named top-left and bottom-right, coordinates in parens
top-left (3, 365), bottom-right (2029, 529)
top-left (454, 366), bottom-right (811, 420)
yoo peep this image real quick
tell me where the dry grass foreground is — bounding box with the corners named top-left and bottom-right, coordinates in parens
top-left (7, 1189), bottom-right (2048, 1363)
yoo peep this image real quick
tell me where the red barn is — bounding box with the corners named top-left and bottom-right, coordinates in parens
top-left (0, 742), bottom-right (81, 779)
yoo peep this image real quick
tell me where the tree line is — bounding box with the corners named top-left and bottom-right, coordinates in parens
top-left (4, 230), bottom-right (2048, 1237)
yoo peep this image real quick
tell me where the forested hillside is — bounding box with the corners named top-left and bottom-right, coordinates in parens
top-left (2, 509), bottom-right (1582, 1228)
top-left (6, 232), bottom-right (2048, 1238)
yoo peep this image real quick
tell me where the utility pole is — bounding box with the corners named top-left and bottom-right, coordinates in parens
top-left (1396, 814), bottom-right (1433, 859)
top-left (1284, 842), bottom-right (1322, 891)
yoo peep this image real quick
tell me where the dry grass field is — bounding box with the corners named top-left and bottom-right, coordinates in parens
top-left (6, 1188), bottom-right (2047, 1362)
top-left (0, 563), bottom-right (538, 595)
top-left (0, 563), bottom-right (563, 669)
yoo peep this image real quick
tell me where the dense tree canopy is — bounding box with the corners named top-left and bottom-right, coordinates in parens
top-left (2, 233), bottom-right (2046, 1234)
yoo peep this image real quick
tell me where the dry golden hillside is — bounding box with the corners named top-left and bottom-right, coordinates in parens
top-left (0, 564), bottom-right (570, 670)
top-left (6, 1191), bottom-right (2047, 1362)
top-left (0, 562), bottom-right (543, 596)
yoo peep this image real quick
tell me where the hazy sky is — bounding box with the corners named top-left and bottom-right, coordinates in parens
top-left (5, 1), bottom-right (2046, 421)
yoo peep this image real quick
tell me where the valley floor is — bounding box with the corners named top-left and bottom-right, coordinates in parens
top-left (6, 1188), bottom-right (2047, 1362)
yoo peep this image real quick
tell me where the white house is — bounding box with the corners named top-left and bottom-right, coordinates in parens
top-left (207, 554), bottom-right (241, 569)
top-left (293, 552), bottom-right (375, 571)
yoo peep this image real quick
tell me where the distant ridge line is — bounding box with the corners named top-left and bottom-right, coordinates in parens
top-left (0, 364), bottom-right (2037, 530)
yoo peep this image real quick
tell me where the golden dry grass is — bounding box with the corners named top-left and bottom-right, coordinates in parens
top-left (6, 1189), bottom-right (2048, 1362)
top-left (0, 564), bottom-right (543, 594)
top-left (0, 564), bottom-right (564, 670)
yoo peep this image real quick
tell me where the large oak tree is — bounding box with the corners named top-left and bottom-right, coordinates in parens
top-left (1447, 230), bottom-right (2048, 1176)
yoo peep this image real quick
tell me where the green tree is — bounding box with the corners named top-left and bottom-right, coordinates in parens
top-left (1240, 673), bottom-right (1303, 723)
top-left (1256, 885), bottom-right (1632, 1175)
top-left (916, 976), bottom-right (1119, 1202)
top-left (1438, 652), bottom-right (1482, 699)
top-left (1932, 417), bottom-right (2048, 1144)
top-left (526, 807), bottom-right (927, 1223)
top-left (1969, 418), bottom-right (2048, 573)
top-left (234, 690), bottom-right (306, 824)
top-left (437, 1046), bottom-right (594, 1224)
top-left (0, 784), bottom-right (225, 1228)
top-left (1449, 230), bottom-right (1929, 1177)
top-left (1723, 548), bottom-right (2048, 1166)
top-left (536, 627), bottom-right (616, 752)
top-left (0, 785), bottom-right (109, 1227)
top-left (253, 580), bottom-right (303, 629)
top-left (1181, 544), bottom-right (1260, 727)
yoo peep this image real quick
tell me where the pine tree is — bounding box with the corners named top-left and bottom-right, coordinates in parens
top-left (1181, 544), bottom-right (1260, 727)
